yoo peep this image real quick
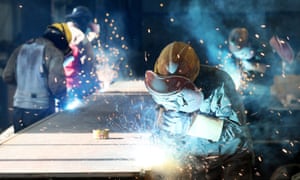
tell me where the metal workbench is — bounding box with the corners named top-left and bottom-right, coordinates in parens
top-left (0, 89), bottom-right (157, 179)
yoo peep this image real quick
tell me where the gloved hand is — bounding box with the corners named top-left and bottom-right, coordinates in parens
top-left (89, 22), bottom-right (100, 35)
top-left (67, 22), bottom-right (86, 45)
top-left (178, 88), bottom-right (204, 113)
top-left (87, 23), bottom-right (100, 41)
top-left (157, 109), bottom-right (192, 135)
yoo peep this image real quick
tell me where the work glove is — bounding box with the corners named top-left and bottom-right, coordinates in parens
top-left (67, 22), bottom-right (86, 46)
top-left (158, 110), bottom-right (192, 135)
top-left (87, 22), bottom-right (100, 42)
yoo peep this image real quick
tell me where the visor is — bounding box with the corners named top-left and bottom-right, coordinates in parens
top-left (144, 70), bottom-right (197, 96)
top-left (269, 35), bottom-right (294, 63)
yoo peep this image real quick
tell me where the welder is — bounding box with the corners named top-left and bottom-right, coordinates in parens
top-left (228, 27), bottom-right (283, 121)
top-left (2, 23), bottom-right (73, 132)
top-left (62, 6), bottom-right (100, 110)
top-left (145, 41), bottom-right (254, 179)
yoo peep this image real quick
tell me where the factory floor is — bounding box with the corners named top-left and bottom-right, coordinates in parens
top-left (0, 92), bottom-right (299, 180)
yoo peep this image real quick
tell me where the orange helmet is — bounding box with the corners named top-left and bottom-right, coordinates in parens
top-left (154, 41), bottom-right (200, 82)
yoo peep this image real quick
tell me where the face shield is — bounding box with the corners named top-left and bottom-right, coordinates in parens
top-left (144, 70), bottom-right (203, 113)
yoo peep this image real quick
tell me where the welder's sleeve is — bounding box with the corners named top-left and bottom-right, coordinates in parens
top-left (179, 88), bottom-right (204, 113)
top-left (78, 39), bottom-right (97, 69)
top-left (2, 47), bottom-right (20, 85)
top-left (199, 83), bottom-right (239, 123)
top-left (156, 107), bottom-right (192, 135)
top-left (80, 38), bottom-right (94, 58)
top-left (45, 47), bottom-right (67, 100)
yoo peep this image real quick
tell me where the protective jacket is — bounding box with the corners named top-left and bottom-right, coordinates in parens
top-left (148, 41), bottom-right (253, 179)
top-left (153, 65), bottom-right (253, 156)
top-left (2, 38), bottom-right (66, 110)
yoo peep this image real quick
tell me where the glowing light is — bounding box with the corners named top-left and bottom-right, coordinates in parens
top-left (260, 24), bottom-right (266, 28)
top-left (134, 144), bottom-right (178, 170)
top-left (64, 98), bottom-right (84, 110)
top-left (257, 156), bottom-right (263, 162)
top-left (281, 148), bottom-right (288, 154)
top-left (135, 146), bottom-right (165, 168)
top-left (18, 4), bottom-right (23, 8)
top-left (144, 51), bottom-right (149, 62)
top-left (159, 3), bottom-right (164, 7)
top-left (147, 28), bottom-right (151, 34)
top-left (170, 18), bottom-right (175, 23)
top-left (255, 171), bottom-right (262, 177)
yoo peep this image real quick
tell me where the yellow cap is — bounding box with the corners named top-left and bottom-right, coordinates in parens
top-left (49, 23), bottom-right (72, 44)
top-left (154, 41), bottom-right (200, 82)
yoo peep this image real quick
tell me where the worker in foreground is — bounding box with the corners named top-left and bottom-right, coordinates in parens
top-left (145, 41), bottom-right (254, 179)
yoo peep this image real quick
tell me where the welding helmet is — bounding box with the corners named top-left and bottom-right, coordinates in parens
top-left (228, 28), bottom-right (249, 51)
top-left (145, 70), bottom-right (200, 112)
top-left (145, 70), bottom-right (197, 96)
top-left (154, 41), bottom-right (200, 82)
top-left (65, 6), bottom-right (92, 32)
top-left (43, 23), bottom-right (72, 55)
top-left (228, 28), bottom-right (254, 59)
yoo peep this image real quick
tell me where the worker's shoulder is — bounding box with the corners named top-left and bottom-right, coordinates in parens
top-left (199, 64), bottom-right (232, 80)
top-left (34, 38), bottom-right (64, 56)
top-left (34, 37), bottom-right (54, 47)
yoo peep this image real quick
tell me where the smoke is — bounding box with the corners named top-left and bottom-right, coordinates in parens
top-left (167, 1), bottom-right (226, 65)
top-left (164, 1), bottom-right (300, 176)
top-left (94, 11), bottom-right (135, 89)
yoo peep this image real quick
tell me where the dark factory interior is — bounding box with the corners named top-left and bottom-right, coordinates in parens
top-left (0, 0), bottom-right (300, 179)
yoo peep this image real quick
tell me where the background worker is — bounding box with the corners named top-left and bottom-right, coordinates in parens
top-left (145, 41), bottom-right (254, 179)
top-left (62, 6), bottom-right (100, 110)
top-left (227, 27), bottom-right (281, 119)
top-left (2, 23), bottom-right (72, 132)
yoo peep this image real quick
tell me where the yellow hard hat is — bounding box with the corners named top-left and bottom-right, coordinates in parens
top-left (154, 41), bottom-right (200, 82)
top-left (49, 23), bottom-right (72, 44)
